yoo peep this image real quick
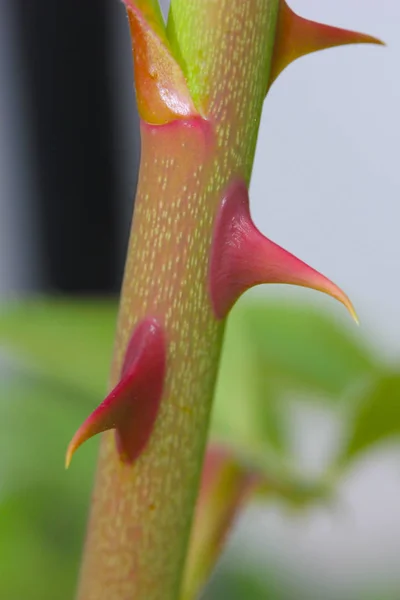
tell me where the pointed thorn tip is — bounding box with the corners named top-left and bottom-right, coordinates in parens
top-left (65, 318), bottom-right (166, 465)
top-left (65, 447), bottom-right (73, 470)
top-left (342, 295), bottom-right (359, 325)
top-left (344, 299), bottom-right (359, 326)
top-left (322, 282), bottom-right (359, 325)
top-left (209, 179), bottom-right (360, 323)
top-left (269, 0), bottom-right (385, 88)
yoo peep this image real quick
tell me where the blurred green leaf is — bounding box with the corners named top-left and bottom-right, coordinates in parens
top-left (343, 373), bottom-right (400, 460)
top-left (212, 297), bottom-right (376, 467)
top-left (206, 563), bottom-right (280, 600)
top-left (0, 371), bottom-right (97, 491)
top-left (0, 295), bottom-right (391, 600)
top-left (240, 298), bottom-right (376, 397)
top-left (0, 498), bottom-right (78, 600)
top-left (212, 309), bottom-right (285, 455)
top-left (0, 298), bottom-right (117, 396)
top-left (0, 371), bottom-right (96, 600)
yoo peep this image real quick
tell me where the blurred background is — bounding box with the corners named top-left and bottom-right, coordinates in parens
top-left (0, 0), bottom-right (399, 599)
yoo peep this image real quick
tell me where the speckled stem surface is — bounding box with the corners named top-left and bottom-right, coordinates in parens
top-left (76, 2), bottom-right (278, 599)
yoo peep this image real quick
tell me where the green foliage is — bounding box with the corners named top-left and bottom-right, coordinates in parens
top-left (241, 300), bottom-right (375, 397)
top-left (0, 298), bottom-right (117, 396)
top-left (0, 372), bottom-right (96, 600)
top-left (0, 296), bottom-right (399, 598)
top-left (206, 564), bottom-right (278, 600)
top-left (343, 373), bottom-right (400, 460)
top-left (0, 300), bottom-right (108, 599)
top-left (212, 297), bottom-right (381, 474)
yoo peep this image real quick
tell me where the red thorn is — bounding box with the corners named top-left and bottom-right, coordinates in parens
top-left (66, 318), bottom-right (166, 468)
top-left (208, 179), bottom-right (357, 322)
top-left (269, 0), bottom-right (384, 87)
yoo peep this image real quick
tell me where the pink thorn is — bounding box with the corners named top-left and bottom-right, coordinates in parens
top-left (66, 318), bottom-right (166, 467)
top-left (269, 0), bottom-right (384, 87)
top-left (209, 179), bottom-right (358, 322)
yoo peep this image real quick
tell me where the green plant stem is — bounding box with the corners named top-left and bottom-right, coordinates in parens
top-left (76, 2), bottom-right (279, 599)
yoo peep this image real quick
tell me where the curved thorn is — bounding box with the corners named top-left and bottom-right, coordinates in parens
top-left (269, 0), bottom-right (384, 88)
top-left (66, 317), bottom-right (166, 468)
top-left (209, 179), bottom-right (358, 322)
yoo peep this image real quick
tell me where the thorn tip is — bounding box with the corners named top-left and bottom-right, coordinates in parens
top-left (269, 0), bottom-right (384, 88)
top-left (65, 317), bottom-right (166, 467)
top-left (209, 179), bottom-right (358, 322)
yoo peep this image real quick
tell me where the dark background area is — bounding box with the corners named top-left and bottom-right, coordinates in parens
top-left (3, 0), bottom-right (140, 295)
